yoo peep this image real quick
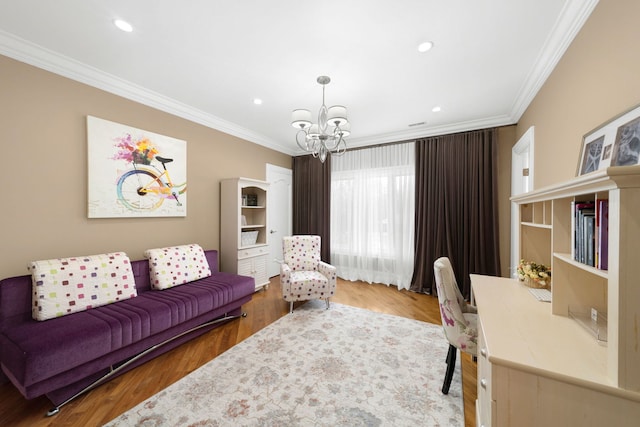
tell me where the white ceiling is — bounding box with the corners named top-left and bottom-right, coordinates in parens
top-left (0, 0), bottom-right (598, 156)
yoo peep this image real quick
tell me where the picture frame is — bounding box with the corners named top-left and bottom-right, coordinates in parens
top-left (577, 103), bottom-right (640, 176)
top-left (87, 116), bottom-right (187, 218)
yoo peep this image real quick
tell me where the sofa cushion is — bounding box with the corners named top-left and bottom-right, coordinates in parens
top-left (28, 252), bottom-right (137, 321)
top-left (145, 244), bottom-right (211, 290)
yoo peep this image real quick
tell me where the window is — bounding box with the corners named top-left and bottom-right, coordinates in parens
top-left (330, 142), bottom-right (415, 289)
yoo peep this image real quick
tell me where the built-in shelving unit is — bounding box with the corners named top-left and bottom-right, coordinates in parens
top-left (512, 165), bottom-right (640, 391)
top-left (474, 166), bottom-right (640, 426)
top-left (220, 177), bottom-right (270, 291)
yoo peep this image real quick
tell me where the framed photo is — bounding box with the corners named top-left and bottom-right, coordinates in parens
top-left (577, 103), bottom-right (640, 175)
top-left (611, 115), bottom-right (640, 167)
top-left (578, 134), bottom-right (604, 175)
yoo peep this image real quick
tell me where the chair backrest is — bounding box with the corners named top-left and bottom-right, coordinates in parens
top-left (433, 257), bottom-right (470, 339)
top-left (283, 235), bottom-right (321, 272)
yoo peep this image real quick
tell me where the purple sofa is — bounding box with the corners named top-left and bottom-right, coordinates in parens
top-left (0, 249), bottom-right (254, 414)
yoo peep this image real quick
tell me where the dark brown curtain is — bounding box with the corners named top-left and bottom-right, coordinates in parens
top-left (410, 128), bottom-right (501, 299)
top-left (292, 155), bottom-right (331, 262)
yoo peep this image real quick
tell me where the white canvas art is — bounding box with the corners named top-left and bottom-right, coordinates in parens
top-left (87, 116), bottom-right (187, 218)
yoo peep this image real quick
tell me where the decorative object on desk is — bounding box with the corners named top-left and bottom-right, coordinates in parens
top-left (517, 259), bottom-right (551, 288)
top-left (291, 75), bottom-right (350, 163)
top-left (576, 102), bottom-right (640, 175)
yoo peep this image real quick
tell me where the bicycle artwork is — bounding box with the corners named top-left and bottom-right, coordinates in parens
top-left (87, 116), bottom-right (187, 218)
top-left (113, 135), bottom-right (187, 212)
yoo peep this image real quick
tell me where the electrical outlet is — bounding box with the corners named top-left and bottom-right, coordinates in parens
top-left (591, 308), bottom-right (598, 322)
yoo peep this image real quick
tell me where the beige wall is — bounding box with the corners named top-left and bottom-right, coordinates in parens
top-left (518, 0), bottom-right (640, 188)
top-left (7, 0), bottom-right (632, 281)
top-left (0, 55), bottom-right (291, 278)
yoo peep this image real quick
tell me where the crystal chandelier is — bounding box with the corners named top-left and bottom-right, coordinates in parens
top-left (291, 76), bottom-right (350, 163)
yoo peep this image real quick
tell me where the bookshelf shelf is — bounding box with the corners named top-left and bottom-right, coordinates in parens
top-left (553, 252), bottom-right (609, 279)
top-left (521, 221), bottom-right (552, 230)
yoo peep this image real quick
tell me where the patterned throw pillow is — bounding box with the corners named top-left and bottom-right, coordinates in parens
top-left (29, 252), bottom-right (137, 321)
top-left (144, 244), bottom-right (211, 290)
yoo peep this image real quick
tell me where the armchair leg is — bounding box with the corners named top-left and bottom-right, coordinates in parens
top-left (289, 301), bottom-right (294, 314)
top-left (442, 344), bottom-right (457, 395)
top-left (325, 298), bottom-right (330, 310)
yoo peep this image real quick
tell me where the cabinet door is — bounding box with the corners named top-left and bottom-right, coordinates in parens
top-left (237, 255), bottom-right (269, 289)
top-left (253, 255), bottom-right (268, 286)
top-left (237, 258), bottom-right (253, 277)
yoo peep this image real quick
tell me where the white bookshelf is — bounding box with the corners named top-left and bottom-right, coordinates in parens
top-left (220, 177), bottom-right (270, 291)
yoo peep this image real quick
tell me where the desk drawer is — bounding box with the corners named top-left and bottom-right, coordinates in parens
top-left (477, 318), bottom-right (495, 427)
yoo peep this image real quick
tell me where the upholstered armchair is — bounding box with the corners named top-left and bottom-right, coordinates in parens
top-left (433, 257), bottom-right (478, 394)
top-left (280, 235), bottom-right (337, 313)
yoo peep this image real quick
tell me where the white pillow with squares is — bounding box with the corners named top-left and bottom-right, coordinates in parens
top-left (144, 244), bottom-right (211, 290)
top-left (29, 252), bottom-right (137, 321)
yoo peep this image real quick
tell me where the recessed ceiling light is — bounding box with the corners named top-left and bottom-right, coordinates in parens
top-left (114, 19), bottom-right (133, 33)
top-left (432, 106), bottom-right (442, 113)
top-left (253, 98), bottom-right (263, 105)
top-left (417, 41), bottom-right (434, 53)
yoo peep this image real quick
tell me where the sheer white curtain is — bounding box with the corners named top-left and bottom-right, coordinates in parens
top-left (330, 142), bottom-right (415, 290)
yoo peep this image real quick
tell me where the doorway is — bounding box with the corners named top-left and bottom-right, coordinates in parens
top-left (510, 126), bottom-right (535, 277)
top-left (266, 164), bottom-right (292, 278)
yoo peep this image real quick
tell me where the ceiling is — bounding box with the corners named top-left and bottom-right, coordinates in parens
top-left (0, 1), bottom-right (597, 156)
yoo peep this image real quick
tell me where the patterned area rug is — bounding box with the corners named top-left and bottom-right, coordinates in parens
top-left (106, 301), bottom-right (463, 426)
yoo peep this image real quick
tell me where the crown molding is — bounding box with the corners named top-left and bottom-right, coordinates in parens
top-left (343, 114), bottom-right (515, 151)
top-left (0, 0), bottom-right (599, 158)
top-left (509, 0), bottom-right (599, 122)
top-left (0, 29), bottom-right (296, 156)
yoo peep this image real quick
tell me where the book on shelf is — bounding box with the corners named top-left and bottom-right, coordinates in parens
top-left (572, 200), bottom-right (608, 270)
top-left (584, 213), bottom-right (595, 267)
top-left (596, 199), bottom-right (609, 270)
top-left (574, 202), bottom-right (594, 265)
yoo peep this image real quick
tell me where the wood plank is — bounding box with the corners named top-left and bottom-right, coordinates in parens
top-left (0, 277), bottom-right (477, 427)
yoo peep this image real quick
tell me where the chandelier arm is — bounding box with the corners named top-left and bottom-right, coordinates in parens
top-left (333, 137), bottom-right (348, 156)
top-left (296, 130), bottom-right (311, 152)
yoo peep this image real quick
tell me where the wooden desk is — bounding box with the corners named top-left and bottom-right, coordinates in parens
top-left (471, 274), bottom-right (640, 427)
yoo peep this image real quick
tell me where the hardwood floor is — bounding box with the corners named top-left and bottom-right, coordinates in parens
top-left (0, 277), bottom-right (477, 426)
